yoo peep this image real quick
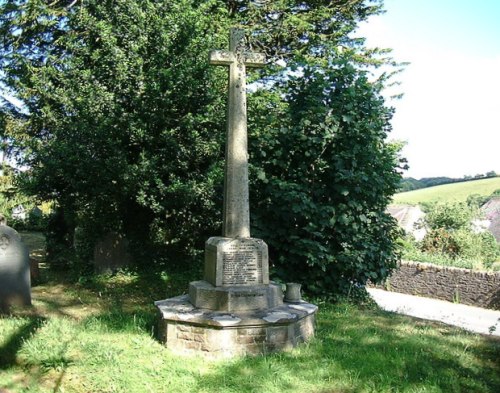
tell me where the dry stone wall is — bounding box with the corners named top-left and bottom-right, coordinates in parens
top-left (381, 261), bottom-right (500, 310)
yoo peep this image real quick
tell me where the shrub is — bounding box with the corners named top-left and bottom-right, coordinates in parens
top-left (425, 202), bottom-right (476, 231)
top-left (421, 228), bottom-right (460, 256)
top-left (419, 227), bottom-right (499, 270)
top-left (409, 201), bottom-right (500, 270)
top-left (467, 194), bottom-right (489, 209)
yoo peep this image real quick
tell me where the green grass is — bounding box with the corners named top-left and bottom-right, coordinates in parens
top-left (1, 270), bottom-right (499, 393)
top-left (393, 177), bottom-right (500, 205)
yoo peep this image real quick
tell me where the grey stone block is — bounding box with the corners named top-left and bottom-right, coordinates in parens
top-left (93, 232), bottom-right (132, 274)
top-left (155, 296), bottom-right (318, 358)
top-left (204, 237), bottom-right (269, 287)
top-left (189, 280), bottom-right (283, 312)
top-left (0, 225), bottom-right (31, 311)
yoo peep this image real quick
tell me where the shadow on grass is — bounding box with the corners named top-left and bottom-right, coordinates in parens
top-left (23, 266), bottom-right (197, 335)
top-left (76, 266), bottom-right (203, 335)
top-left (194, 305), bottom-right (500, 393)
top-left (3, 265), bottom-right (499, 392)
top-left (0, 317), bottom-right (45, 369)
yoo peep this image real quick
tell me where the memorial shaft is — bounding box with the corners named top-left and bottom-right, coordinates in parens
top-left (210, 28), bottom-right (265, 238)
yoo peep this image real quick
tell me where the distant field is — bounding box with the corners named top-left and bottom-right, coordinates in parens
top-left (393, 177), bottom-right (500, 205)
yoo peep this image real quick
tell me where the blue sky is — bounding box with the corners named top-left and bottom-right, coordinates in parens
top-left (358, 0), bottom-right (500, 179)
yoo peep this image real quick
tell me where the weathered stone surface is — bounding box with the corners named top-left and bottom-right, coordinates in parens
top-left (93, 232), bottom-right (132, 274)
top-left (155, 295), bottom-right (316, 329)
top-left (204, 237), bottom-right (269, 286)
top-left (0, 225), bottom-right (31, 311)
top-left (372, 260), bottom-right (500, 310)
top-left (154, 28), bottom-right (317, 357)
top-left (209, 28), bottom-right (265, 238)
top-left (284, 282), bottom-right (302, 302)
top-left (155, 295), bottom-right (317, 358)
top-left (189, 280), bottom-right (282, 312)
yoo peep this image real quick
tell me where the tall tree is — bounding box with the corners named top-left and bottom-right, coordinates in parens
top-left (1, 0), bottom-right (231, 264)
top-left (0, 0), bottom-right (405, 297)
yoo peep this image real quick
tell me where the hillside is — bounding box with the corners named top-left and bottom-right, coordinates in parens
top-left (392, 177), bottom-right (500, 205)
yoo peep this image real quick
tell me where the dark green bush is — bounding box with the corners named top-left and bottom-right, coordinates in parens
top-left (250, 62), bottom-right (402, 298)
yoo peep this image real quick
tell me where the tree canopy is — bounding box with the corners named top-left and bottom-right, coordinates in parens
top-left (0, 0), bottom-right (405, 298)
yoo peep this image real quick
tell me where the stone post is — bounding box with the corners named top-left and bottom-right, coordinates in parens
top-left (209, 28), bottom-right (265, 238)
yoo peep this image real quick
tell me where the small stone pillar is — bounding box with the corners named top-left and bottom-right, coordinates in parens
top-left (284, 283), bottom-right (302, 303)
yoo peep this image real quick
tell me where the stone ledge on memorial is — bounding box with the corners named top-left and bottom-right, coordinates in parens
top-left (155, 294), bottom-right (317, 328)
top-left (189, 280), bottom-right (283, 312)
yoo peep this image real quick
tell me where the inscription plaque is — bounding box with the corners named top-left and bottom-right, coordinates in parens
top-left (222, 242), bottom-right (263, 285)
top-left (204, 237), bottom-right (269, 287)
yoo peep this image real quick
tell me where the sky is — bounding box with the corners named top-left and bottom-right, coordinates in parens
top-left (357, 0), bottom-right (500, 179)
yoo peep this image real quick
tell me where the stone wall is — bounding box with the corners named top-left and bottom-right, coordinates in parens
top-left (380, 261), bottom-right (500, 310)
top-left (158, 313), bottom-right (316, 358)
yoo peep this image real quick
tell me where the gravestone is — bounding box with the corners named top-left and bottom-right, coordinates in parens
top-left (155, 28), bottom-right (317, 357)
top-left (0, 223), bottom-right (31, 312)
top-left (93, 232), bottom-right (132, 274)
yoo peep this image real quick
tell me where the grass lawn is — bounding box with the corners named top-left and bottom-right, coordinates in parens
top-left (393, 177), bottom-right (500, 205)
top-left (1, 268), bottom-right (499, 393)
top-left (1, 232), bottom-right (499, 392)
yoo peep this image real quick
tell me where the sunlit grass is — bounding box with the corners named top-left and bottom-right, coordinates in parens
top-left (1, 271), bottom-right (498, 393)
top-left (393, 177), bottom-right (500, 205)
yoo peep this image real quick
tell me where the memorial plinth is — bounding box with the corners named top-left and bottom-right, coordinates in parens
top-left (204, 237), bottom-right (268, 286)
top-left (154, 28), bottom-right (317, 357)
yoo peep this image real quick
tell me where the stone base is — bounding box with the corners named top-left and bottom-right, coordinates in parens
top-left (189, 280), bottom-right (283, 312)
top-left (154, 295), bottom-right (317, 358)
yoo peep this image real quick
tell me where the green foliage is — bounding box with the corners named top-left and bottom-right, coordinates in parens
top-left (2, 0), bottom-right (230, 267)
top-left (1, 0), bottom-right (403, 298)
top-left (250, 60), bottom-right (403, 297)
top-left (421, 228), bottom-right (460, 256)
top-left (467, 193), bottom-right (490, 209)
top-left (44, 207), bottom-right (75, 270)
top-left (424, 202), bottom-right (476, 231)
top-left (0, 165), bottom-right (48, 230)
top-left (413, 202), bottom-right (500, 270)
top-left (453, 230), bottom-right (499, 268)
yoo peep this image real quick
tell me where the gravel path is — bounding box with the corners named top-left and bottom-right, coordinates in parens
top-left (367, 288), bottom-right (500, 337)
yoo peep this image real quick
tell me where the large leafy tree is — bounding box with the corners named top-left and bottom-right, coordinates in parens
top-left (1, 0), bottom-right (231, 264)
top-left (0, 0), bottom-right (405, 297)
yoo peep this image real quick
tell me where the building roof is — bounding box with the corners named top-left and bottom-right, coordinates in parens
top-left (482, 197), bottom-right (500, 242)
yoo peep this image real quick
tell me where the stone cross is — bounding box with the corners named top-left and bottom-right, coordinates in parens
top-left (210, 28), bottom-right (265, 238)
